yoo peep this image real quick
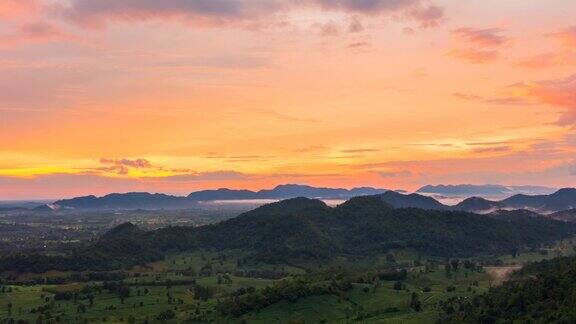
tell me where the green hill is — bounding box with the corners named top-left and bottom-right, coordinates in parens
top-left (2, 196), bottom-right (575, 273)
top-left (439, 255), bottom-right (576, 323)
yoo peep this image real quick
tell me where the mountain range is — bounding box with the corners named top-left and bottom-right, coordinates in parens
top-left (3, 196), bottom-right (575, 273)
top-left (16, 184), bottom-right (576, 215)
top-left (417, 184), bottom-right (556, 197)
top-left (47, 184), bottom-right (388, 210)
top-left (381, 188), bottom-right (576, 214)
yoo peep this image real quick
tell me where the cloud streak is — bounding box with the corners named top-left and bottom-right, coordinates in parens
top-left (56, 0), bottom-right (439, 28)
top-left (549, 25), bottom-right (576, 48)
top-left (449, 27), bottom-right (508, 64)
top-left (509, 74), bottom-right (576, 126)
top-left (452, 27), bottom-right (508, 47)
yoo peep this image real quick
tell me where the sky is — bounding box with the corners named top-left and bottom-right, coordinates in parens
top-left (1, 0), bottom-right (576, 199)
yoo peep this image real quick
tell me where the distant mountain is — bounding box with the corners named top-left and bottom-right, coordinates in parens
top-left (39, 186), bottom-right (576, 213)
top-left (52, 184), bottom-right (388, 210)
top-left (54, 192), bottom-right (189, 210)
top-left (379, 189), bottom-right (576, 214)
top-left (187, 188), bottom-right (258, 200)
top-left (0, 207), bottom-right (28, 213)
top-left (502, 188), bottom-right (576, 213)
top-left (417, 184), bottom-right (556, 197)
top-left (4, 196), bottom-right (575, 273)
top-left (188, 184), bottom-right (388, 201)
top-left (454, 197), bottom-right (505, 214)
top-left (377, 191), bottom-right (448, 210)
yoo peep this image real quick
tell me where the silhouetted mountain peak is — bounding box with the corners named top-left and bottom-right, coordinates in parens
top-left (247, 197), bottom-right (329, 216)
top-left (553, 188), bottom-right (576, 197)
top-left (335, 195), bottom-right (393, 213)
top-left (454, 197), bottom-right (504, 213)
top-left (378, 191), bottom-right (447, 210)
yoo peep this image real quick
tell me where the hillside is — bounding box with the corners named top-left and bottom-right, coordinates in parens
top-left (145, 196), bottom-right (576, 261)
top-left (550, 209), bottom-right (576, 222)
top-left (3, 196), bottom-right (575, 273)
top-left (440, 256), bottom-right (576, 323)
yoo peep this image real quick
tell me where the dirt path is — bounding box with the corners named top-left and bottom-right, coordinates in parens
top-left (485, 265), bottom-right (523, 284)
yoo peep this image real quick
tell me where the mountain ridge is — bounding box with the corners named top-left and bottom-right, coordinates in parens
top-left (29, 185), bottom-right (576, 214)
top-left (417, 184), bottom-right (556, 196)
top-left (3, 196), bottom-right (575, 273)
top-left (51, 184), bottom-right (388, 210)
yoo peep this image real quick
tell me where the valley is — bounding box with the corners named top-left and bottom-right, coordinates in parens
top-left (2, 193), bottom-right (576, 323)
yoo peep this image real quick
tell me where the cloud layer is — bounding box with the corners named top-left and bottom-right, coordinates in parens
top-left (56, 0), bottom-right (440, 28)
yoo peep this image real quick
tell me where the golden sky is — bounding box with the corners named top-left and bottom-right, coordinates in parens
top-left (1, 0), bottom-right (576, 199)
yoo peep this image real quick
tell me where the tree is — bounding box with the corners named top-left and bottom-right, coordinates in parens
top-left (156, 309), bottom-right (176, 321)
top-left (410, 292), bottom-right (422, 312)
top-left (393, 281), bottom-right (403, 291)
top-left (450, 259), bottom-right (460, 272)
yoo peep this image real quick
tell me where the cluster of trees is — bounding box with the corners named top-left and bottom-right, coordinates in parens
top-left (216, 274), bottom-right (353, 317)
top-left (439, 256), bottom-right (576, 323)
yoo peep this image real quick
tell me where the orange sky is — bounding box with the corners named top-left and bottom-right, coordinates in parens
top-left (1, 0), bottom-right (576, 199)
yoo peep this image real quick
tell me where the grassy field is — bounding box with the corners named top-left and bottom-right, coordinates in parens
top-left (1, 240), bottom-right (575, 323)
top-left (241, 265), bottom-right (490, 323)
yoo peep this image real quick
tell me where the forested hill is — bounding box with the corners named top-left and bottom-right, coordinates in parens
top-left (2, 196), bottom-right (576, 273)
top-left (440, 255), bottom-right (576, 323)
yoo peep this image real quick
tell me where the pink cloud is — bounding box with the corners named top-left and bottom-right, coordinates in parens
top-left (407, 5), bottom-right (445, 28)
top-left (549, 25), bottom-right (576, 48)
top-left (510, 74), bottom-right (576, 125)
top-left (0, 0), bottom-right (37, 17)
top-left (449, 27), bottom-right (508, 64)
top-left (449, 48), bottom-right (500, 64)
top-left (0, 22), bottom-right (75, 47)
top-left (56, 0), bottom-right (437, 28)
top-left (453, 93), bottom-right (483, 101)
top-left (516, 52), bottom-right (576, 69)
top-left (452, 27), bottom-right (509, 47)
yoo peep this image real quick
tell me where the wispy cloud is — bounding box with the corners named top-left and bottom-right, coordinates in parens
top-left (407, 5), bottom-right (445, 28)
top-left (453, 93), bottom-right (534, 106)
top-left (548, 25), bottom-right (576, 48)
top-left (509, 74), bottom-right (576, 126)
top-left (449, 48), bottom-right (500, 64)
top-left (449, 27), bottom-right (509, 64)
top-left (516, 52), bottom-right (576, 69)
top-left (452, 27), bottom-right (509, 47)
top-left (54, 0), bottom-right (441, 30)
top-left (0, 21), bottom-right (76, 48)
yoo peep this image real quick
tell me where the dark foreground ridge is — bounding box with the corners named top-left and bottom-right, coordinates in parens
top-left (2, 195), bottom-right (575, 273)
